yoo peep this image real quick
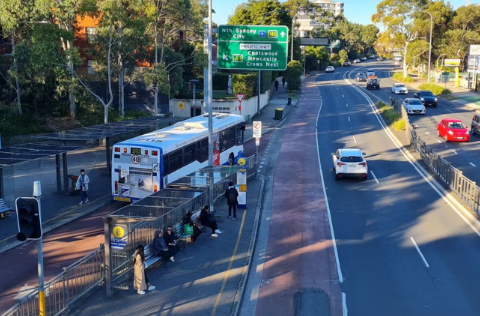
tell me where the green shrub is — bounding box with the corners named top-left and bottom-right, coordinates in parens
top-left (261, 71), bottom-right (272, 93)
top-left (418, 83), bottom-right (451, 95)
top-left (392, 72), bottom-right (414, 83)
top-left (285, 60), bottom-right (303, 91)
top-left (376, 101), bottom-right (405, 130)
top-left (212, 73), bottom-right (230, 90)
top-left (232, 73), bottom-right (257, 99)
top-left (0, 105), bottom-right (53, 137)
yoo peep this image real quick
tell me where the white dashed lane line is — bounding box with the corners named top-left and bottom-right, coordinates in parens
top-left (470, 162), bottom-right (476, 167)
top-left (437, 140), bottom-right (442, 143)
top-left (353, 136), bottom-right (357, 144)
top-left (370, 170), bottom-right (379, 184)
top-left (425, 132), bottom-right (430, 135)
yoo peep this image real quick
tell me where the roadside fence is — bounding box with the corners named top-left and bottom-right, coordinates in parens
top-left (2, 154), bottom-right (257, 316)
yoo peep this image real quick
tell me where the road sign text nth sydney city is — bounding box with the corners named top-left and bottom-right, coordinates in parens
top-left (218, 25), bottom-right (289, 71)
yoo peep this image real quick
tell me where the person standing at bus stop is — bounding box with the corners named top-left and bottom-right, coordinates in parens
top-left (75, 169), bottom-right (90, 205)
top-left (225, 182), bottom-right (239, 220)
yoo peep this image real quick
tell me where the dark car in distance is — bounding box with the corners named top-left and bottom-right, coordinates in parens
top-left (414, 90), bottom-right (438, 108)
top-left (366, 78), bottom-right (380, 90)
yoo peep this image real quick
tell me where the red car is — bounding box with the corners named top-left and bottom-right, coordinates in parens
top-left (437, 118), bottom-right (470, 142)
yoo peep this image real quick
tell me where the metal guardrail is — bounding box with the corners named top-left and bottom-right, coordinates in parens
top-left (1, 154), bottom-right (257, 316)
top-left (3, 245), bottom-right (104, 316)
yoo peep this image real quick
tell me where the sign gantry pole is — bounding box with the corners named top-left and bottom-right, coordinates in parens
top-left (208, 0), bottom-right (214, 212)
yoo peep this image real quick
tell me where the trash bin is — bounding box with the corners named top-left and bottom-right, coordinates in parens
top-left (69, 175), bottom-right (80, 196)
top-left (274, 108), bottom-right (284, 120)
top-left (287, 97), bottom-right (292, 105)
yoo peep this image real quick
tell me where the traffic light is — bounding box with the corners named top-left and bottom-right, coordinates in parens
top-left (16, 197), bottom-right (42, 241)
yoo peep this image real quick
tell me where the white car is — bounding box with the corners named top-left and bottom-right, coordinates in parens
top-left (402, 98), bottom-right (426, 115)
top-left (353, 59), bottom-right (361, 63)
top-left (325, 66), bottom-right (335, 73)
top-left (332, 148), bottom-right (368, 181)
top-left (366, 69), bottom-right (375, 77)
top-left (394, 56), bottom-right (403, 61)
top-left (361, 57), bottom-right (367, 61)
top-left (391, 83), bottom-right (408, 94)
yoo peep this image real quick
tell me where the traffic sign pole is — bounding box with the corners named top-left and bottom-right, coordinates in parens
top-left (33, 181), bottom-right (45, 316)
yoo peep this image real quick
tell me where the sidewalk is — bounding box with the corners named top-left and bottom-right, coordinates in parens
top-left (65, 177), bottom-right (264, 316)
top-left (244, 83), bottom-right (297, 142)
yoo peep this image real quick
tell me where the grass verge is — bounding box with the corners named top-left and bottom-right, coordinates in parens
top-left (392, 72), bottom-right (414, 83)
top-left (377, 101), bottom-right (405, 131)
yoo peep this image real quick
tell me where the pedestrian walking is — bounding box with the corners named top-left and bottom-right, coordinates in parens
top-left (164, 226), bottom-right (181, 254)
top-left (282, 77), bottom-right (286, 88)
top-left (133, 245), bottom-right (155, 295)
top-left (200, 205), bottom-right (221, 237)
top-left (152, 230), bottom-right (176, 262)
top-left (75, 169), bottom-right (90, 205)
top-left (224, 182), bottom-right (239, 220)
top-left (274, 79), bottom-right (279, 91)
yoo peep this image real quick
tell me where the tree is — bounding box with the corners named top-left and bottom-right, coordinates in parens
top-left (372, 0), bottom-right (426, 77)
top-left (285, 60), bottom-right (302, 91)
top-left (338, 49), bottom-right (348, 64)
top-left (361, 24), bottom-right (379, 55)
top-left (304, 46), bottom-right (328, 72)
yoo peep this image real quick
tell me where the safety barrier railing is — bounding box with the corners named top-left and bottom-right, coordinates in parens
top-left (2, 245), bottom-right (104, 316)
top-left (410, 129), bottom-right (480, 213)
top-left (1, 154), bottom-right (257, 316)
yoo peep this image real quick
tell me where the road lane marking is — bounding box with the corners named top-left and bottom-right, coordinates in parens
top-left (346, 103), bottom-right (348, 107)
top-left (425, 132), bottom-right (430, 135)
top-left (470, 162), bottom-right (476, 167)
top-left (342, 95), bottom-right (345, 97)
top-left (437, 140), bottom-right (442, 143)
top-left (370, 170), bottom-right (379, 184)
top-left (342, 292), bottom-right (348, 316)
top-left (344, 71), bottom-right (480, 238)
top-left (446, 109), bottom-right (452, 113)
top-left (451, 150), bottom-right (457, 155)
top-left (353, 136), bottom-right (357, 144)
top-left (316, 98), bottom-right (344, 283)
top-left (337, 88), bottom-right (339, 90)
top-left (410, 237), bottom-right (430, 268)
top-left (348, 117), bottom-right (350, 122)
top-left (211, 209), bottom-right (247, 316)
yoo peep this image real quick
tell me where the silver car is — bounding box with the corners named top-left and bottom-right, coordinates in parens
top-left (402, 98), bottom-right (426, 115)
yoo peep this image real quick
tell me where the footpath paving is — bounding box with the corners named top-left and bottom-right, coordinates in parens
top-left (240, 75), bottom-right (343, 316)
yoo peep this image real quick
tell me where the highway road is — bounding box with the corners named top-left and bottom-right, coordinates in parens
top-left (316, 64), bottom-right (480, 315)
top-left (349, 60), bottom-right (480, 185)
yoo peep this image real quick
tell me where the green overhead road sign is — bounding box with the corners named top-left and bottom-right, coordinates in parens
top-left (218, 25), bottom-right (289, 71)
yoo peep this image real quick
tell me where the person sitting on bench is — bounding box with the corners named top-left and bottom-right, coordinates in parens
top-left (153, 230), bottom-right (175, 262)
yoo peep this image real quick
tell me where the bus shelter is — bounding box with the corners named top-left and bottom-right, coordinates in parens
top-left (103, 165), bottom-right (240, 296)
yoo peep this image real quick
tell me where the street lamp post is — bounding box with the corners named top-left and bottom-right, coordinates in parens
top-left (436, 53), bottom-right (447, 82)
top-left (421, 10), bottom-right (433, 84)
top-left (207, 0), bottom-right (214, 213)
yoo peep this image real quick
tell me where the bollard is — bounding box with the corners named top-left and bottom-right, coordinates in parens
top-left (287, 97), bottom-right (292, 105)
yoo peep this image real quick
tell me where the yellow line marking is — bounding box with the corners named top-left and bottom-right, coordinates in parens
top-left (211, 209), bottom-right (247, 316)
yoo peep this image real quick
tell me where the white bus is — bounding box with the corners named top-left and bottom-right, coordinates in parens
top-left (111, 113), bottom-right (246, 202)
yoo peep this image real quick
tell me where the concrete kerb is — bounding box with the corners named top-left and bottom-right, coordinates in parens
top-left (231, 178), bottom-right (265, 316)
top-left (0, 195), bottom-right (112, 254)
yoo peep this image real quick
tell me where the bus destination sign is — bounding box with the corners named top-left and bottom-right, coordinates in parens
top-left (218, 25), bottom-right (289, 71)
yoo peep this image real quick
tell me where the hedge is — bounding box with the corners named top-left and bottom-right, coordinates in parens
top-left (377, 101), bottom-right (405, 131)
top-left (212, 73), bottom-right (230, 90)
top-left (232, 73), bottom-right (257, 99)
top-left (418, 83), bottom-right (451, 95)
top-left (392, 72), bottom-right (414, 83)
top-left (285, 60), bottom-right (303, 91)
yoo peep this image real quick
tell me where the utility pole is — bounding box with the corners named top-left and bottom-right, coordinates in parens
top-left (208, 0), bottom-right (214, 213)
top-left (33, 182), bottom-right (45, 316)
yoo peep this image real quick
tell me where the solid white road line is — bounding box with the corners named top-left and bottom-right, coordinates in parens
top-left (370, 170), bottom-right (379, 184)
top-left (425, 132), bottom-right (430, 135)
top-left (410, 236), bottom-right (430, 268)
top-left (342, 292), bottom-right (348, 316)
top-left (346, 103), bottom-right (348, 107)
top-left (437, 140), bottom-right (442, 143)
top-left (470, 162), bottom-right (476, 167)
top-left (316, 98), bottom-right (344, 283)
top-left (348, 117), bottom-right (351, 122)
top-left (344, 70), bottom-right (480, 238)
top-left (353, 136), bottom-right (357, 144)
top-left (446, 109), bottom-right (453, 113)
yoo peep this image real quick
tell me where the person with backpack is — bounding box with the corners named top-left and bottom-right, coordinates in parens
top-left (75, 169), bottom-right (90, 205)
top-left (225, 182), bottom-right (239, 220)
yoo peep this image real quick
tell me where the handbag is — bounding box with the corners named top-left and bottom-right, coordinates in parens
top-left (184, 224), bottom-right (193, 236)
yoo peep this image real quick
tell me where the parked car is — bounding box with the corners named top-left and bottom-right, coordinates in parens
top-left (353, 59), bottom-right (361, 63)
top-left (402, 98), bottom-right (426, 115)
top-left (369, 55), bottom-right (376, 59)
top-left (438, 119), bottom-right (470, 142)
top-left (394, 61), bottom-right (402, 68)
top-left (356, 73), bottom-right (367, 82)
top-left (366, 77), bottom-right (380, 90)
top-left (326, 66), bottom-right (335, 73)
top-left (391, 83), bottom-right (408, 94)
top-left (361, 57), bottom-right (367, 61)
top-left (332, 148), bottom-right (368, 181)
top-left (471, 113), bottom-right (480, 135)
top-left (376, 57), bottom-right (383, 61)
top-left (343, 61), bottom-right (351, 67)
top-left (413, 90), bottom-right (437, 108)
top-left (366, 69), bottom-right (375, 77)
top-left (394, 56), bottom-right (403, 61)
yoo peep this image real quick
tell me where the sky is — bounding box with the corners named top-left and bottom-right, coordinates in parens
top-left (213, 0), bottom-right (478, 26)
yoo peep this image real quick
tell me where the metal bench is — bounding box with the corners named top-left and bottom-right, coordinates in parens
top-left (0, 199), bottom-right (10, 219)
top-left (143, 244), bottom-right (162, 268)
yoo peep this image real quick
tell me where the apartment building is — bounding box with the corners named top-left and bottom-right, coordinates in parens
top-left (295, 0), bottom-right (344, 38)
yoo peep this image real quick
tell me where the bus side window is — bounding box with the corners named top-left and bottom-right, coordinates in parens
top-left (169, 149), bottom-right (183, 172)
top-left (227, 126), bottom-right (236, 149)
top-left (184, 144), bottom-right (196, 165)
top-left (200, 139), bottom-right (208, 162)
top-left (163, 154), bottom-right (170, 175)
